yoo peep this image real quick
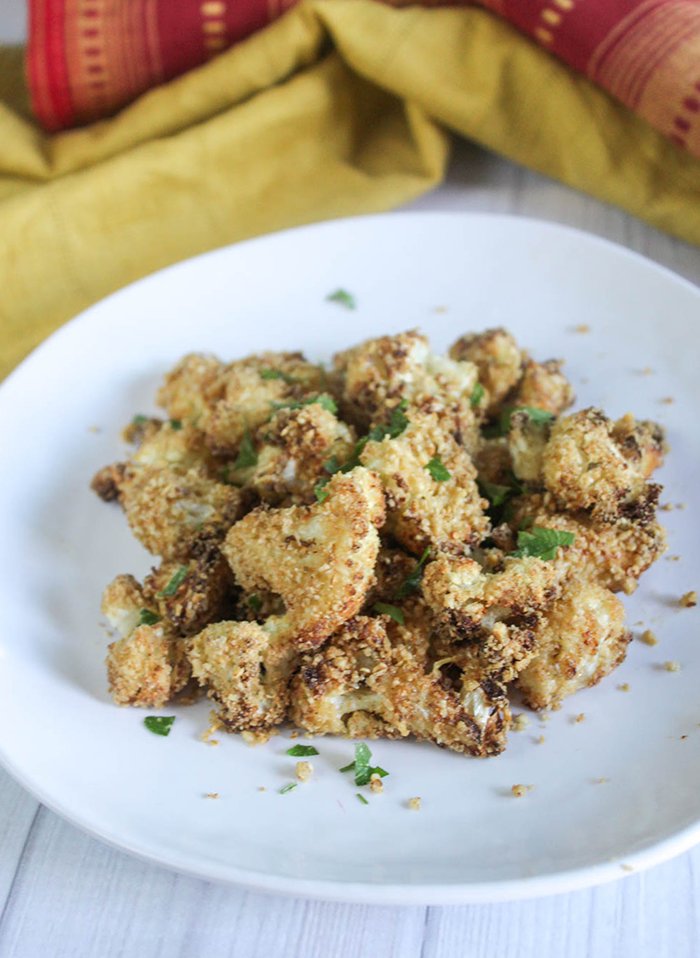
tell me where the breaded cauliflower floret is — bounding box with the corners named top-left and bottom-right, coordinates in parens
top-left (129, 420), bottom-right (220, 477)
top-left (333, 330), bottom-right (481, 451)
top-left (511, 359), bottom-right (574, 416)
top-left (510, 492), bottom-right (667, 595)
top-left (517, 580), bottom-right (630, 710)
top-left (157, 353), bottom-right (229, 427)
top-left (508, 408), bottom-right (553, 484)
top-left (222, 468), bottom-right (385, 649)
top-left (359, 412), bottom-right (489, 555)
top-left (235, 403), bottom-right (355, 506)
top-left (203, 353), bottom-right (325, 457)
top-left (449, 327), bottom-right (523, 415)
top-left (363, 544), bottom-right (422, 608)
top-left (542, 408), bottom-right (661, 523)
top-left (188, 621), bottom-right (292, 729)
top-left (289, 615), bottom-right (510, 756)
top-left (143, 540), bottom-right (235, 635)
top-left (611, 412), bottom-right (667, 478)
top-left (102, 574), bottom-right (190, 707)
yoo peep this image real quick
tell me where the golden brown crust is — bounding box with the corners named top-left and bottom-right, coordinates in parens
top-left (449, 327), bottom-right (523, 415)
top-left (511, 359), bottom-right (574, 416)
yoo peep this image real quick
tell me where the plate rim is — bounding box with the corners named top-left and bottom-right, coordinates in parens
top-left (1, 210), bottom-right (699, 904)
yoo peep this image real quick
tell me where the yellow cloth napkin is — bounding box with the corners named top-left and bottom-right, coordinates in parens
top-left (2, 1), bottom-right (700, 380)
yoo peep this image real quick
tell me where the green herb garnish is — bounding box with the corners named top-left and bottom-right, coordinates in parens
top-left (144, 716), bottom-right (175, 736)
top-left (169, 419), bottom-right (183, 430)
top-left (478, 479), bottom-right (514, 509)
top-left (373, 602), bottom-right (405, 626)
top-left (470, 383), bottom-right (485, 408)
top-left (340, 743), bottom-right (390, 786)
top-left (280, 782), bottom-right (298, 794)
top-left (511, 526), bottom-right (575, 561)
top-left (270, 394), bottom-right (338, 415)
top-left (132, 414), bottom-right (147, 426)
top-left (314, 477), bottom-right (331, 503)
top-left (326, 289), bottom-right (356, 309)
top-left (247, 594), bottom-right (262, 613)
top-left (498, 405), bottom-right (555, 436)
top-left (260, 369), bottom-right (297, 384)
top-left (138, 609), bottom-right (161, 626)
top-left (356, 793), bottom-right (369, 805)
top-left (159, 565), bottom-right (189, 597)
top-left (395, 547), bottom-right (431, 599)
top-left (234, 431), bottom-right (258, 470)
top-left (322, 401), bottom-right (410, 477)
top-left (425, 454), bottom-right (451, 482)
top-left (286, 745), bottom-right (319, 757)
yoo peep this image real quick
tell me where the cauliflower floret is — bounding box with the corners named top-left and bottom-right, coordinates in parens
top-left (202, 353), bottom-right (325, 457)
top-left (232, 403), bottom-right (355, 506)
top-left (359, 412), bottom-right (489, 555)
top-left (511, 359), bottom-right (574, 416)
top-left (517, 580), bottom-right (630, 709)
top-left (449, 327), bottom-right (523, 415)
top-left (222, 468), bottom-right (385, 649)
top-left (542, 408), bottom-right (661, 523)
top-left (509, 408), bottom-right (553, 484)
top-left (157, 353), bottom-right (229, 427)
top-left (333, 330), bottom-right (481, 452)
top-left (129, 420), bottom-right (220, 477)
top-left (422, 554), bottom-right (563, 682)
top-left (289, 615), bottom-right (510, 756)
top-left (188, 621), bottom-right (293, 729)
top-left (611, 413), bottom-right (667, 478)
top-left (102, 574), bottom-right (190, 707)
top-left (143, 540), bottom-right (235, 635)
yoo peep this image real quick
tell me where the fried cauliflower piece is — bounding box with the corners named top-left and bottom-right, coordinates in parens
top-left (510, 492), bottom-right (667, 594)
top-left (508, 408), bottom-right (553, 484)
top-left (129, 419), bottom-right (220, 477)
top-left (222, 468), bottom-right (385, 649)
top-left (363, 543), bottom-right (422, 608)
top-left (289, 615), bottom-right (510, 756)
top-left (102, 574), bottom-right (190, 707)
top-left (333, 330), bottom-right (481, 451)
top-left (517, 580), bottom-right (630, 710)
top-left (542, 408), bottom-right (662, 523)
top-left (202, 353), bottom-right (325, 457)
top-left (157, 353), bottom-right (229, 427)
top-left (611, 412), bottom-right (667, 478)
top-left (234, 403), bottom-right (355, 506)
top-left (422, 554), bottom-right (563, 683)
top-left (359, 412), bottom-right (489, 555)
top-left (449, 327), bottom-right (523, 416)
top-left (188, 621), bottom-right (293, 729)
top-left (511, 359), bottom-right (574, 416)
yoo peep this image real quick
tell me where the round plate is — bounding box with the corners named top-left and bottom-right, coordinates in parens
top-left (0, 213), bottom-right (698, 904)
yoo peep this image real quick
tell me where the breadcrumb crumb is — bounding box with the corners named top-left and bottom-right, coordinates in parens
top-left (618, 683), bottom-right (630, 692)
top-left (574, 324), bottom-right (590, 334)
top-left (296, 761), bottom-right (313, 782)
top-left (661, 397), bottom-right (674, 404)
top-left (620, 864), bottom-right (634, 872)
top-left (641, 367), bottom-right (653, 375)
top-left (677, 503), bottom-right (687, 510)
top-left (409, 797), bottom-right (421, 811)
top-left (369, 773), bottom-right (384, 795)
top-left (242, 728), bottom-right (278, 746)
top-left (511, 784), bottom-right (533, 797)
top-left (664, 661), bottom-right (681, 672)
top-left (512, 713), bottom-right (530, 732)
top-left (204, 792), bottom-right (219, 799)
top-left (575, 713), bottom-right (585, 723)
top-left (660, 503), bottom-right (674, 512)
top-left (680, 591), bottom-right (697, 608)
top-left (537, 735), bottom-right (546, 744)
top-left (666, 555), bottom-right (681, 562)
top-left (595, 777), bottom-right (608, 784)
top-left (641, 629), bottom-right (658, 646)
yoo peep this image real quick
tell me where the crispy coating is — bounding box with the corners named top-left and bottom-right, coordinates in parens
top-left (222, 468), bottom-right (385, 649)
top-left (449, 327), bottom-right (523, 415)
top-left (202, 353), bottom-right (325, 457)
top-left (517, 580), bottom-right (630, 710)
top-left (542, 408), bottom-right (661, 523)
top-left (237, 403), bottom-right (355, 506)
top-left (511, 359), bottom-right (574, 416)
top-left (129, 420), bottom-right (220, 477)
top-left (422, 554), bottom-right (563, 682)
top-left (188, 621), bottom-right (293, 730)
top-left (157, 353), bottom-right (229, 427)
top-left (611, 412), bottom-right (667, 478)
top-left (102, 574), bottom-right (190, 707)
top-left (359, 412), bottom-right (489, 555)
top-left (363, 543), bottom-right (420, 607)
top-left (289, 615), bottom-right (510, 756)
top-left (508, 409), bottom-right (553, 484)
top-left (91, 462), bottom-right (127, 502)
top-left (333, 330), bottom-right (481, 451)
top-left (511, 492), bottom-right (667, 594)
top-left (472, 437), bottom-right (513, 487)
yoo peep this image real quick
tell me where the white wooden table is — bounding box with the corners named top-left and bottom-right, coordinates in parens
top-left (2, 5), bottom-right (700, 955)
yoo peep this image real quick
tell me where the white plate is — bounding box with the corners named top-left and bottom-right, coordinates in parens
top-left (0, 213), bottom-right (698, 905)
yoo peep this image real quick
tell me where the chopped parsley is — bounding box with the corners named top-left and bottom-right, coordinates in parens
top-left (395, 547), bottom-right (431, 599)
top-left (280, 782), bottom-right (298, 794)
top-left (270, 394), bottom-right (337, 415)
top-left (340, 743), bottom-right (390, 786)
top-left (234, 431), bottom-right (258, 470)
top-left (373, 602), bottom-right (405, 626)
top-left (247, 594), bottom-right (262, 613)
top-left (511, 526), bottom-right (575, 561)
top-left (425, 454), bottom-right (451, 482)
top-left (169, 419), bottom-right (183, 430)
top-left (286, 744), bottom-right (319, 757)
top-left (470, 383), bottom-right (485, 408)
top-left (132, 414), bottom-right (147, 426)
top-left (314, 477), bottom-right (331, 503)
top-left (326, 289), bottom-right (356, 309)
top-left (322, 401), bottom-right (410, 477)
top-left (496, 405), bottom-right (555, 436)
top-left (159, 565), bottom-right (189, 597)
top-left (144, 716), bottom-right (175, 736)
top-left (478, 479), bottom-right (515, 509)
top-left (138, 608), bottom-right (161, 626)
top-left (356, 793), bottom-right (369, 805)
top-left (260, 369), bottom-right (297, 383)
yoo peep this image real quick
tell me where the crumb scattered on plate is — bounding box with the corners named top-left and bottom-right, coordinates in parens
top-left (640, 630), bottom-right (658, 646)
top-left (680, 591), bottom-right (697, 608)
top-left (664, 661), bottom-right (681, 672)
